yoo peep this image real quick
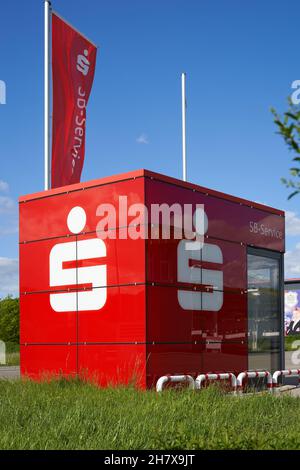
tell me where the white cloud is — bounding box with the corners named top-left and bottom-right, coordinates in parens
top-left (0, 180), bottom-right (9, 193)
top-left (0, 196), bottom-right (15, 214)
top-left (285, 243), bottom-right (300, 278)
top-left (285, 210), bottom-right (300, 236)
top-left (284, 211), bottom-right (300, 277)
top-left (0, 222), bottom-right (18, 236)
top-left (136, 133), bottom-right (149, 145)
top-left (0, 257), bottom-right (19, 298)
top-left (0, 181), bottom-right (18, 234)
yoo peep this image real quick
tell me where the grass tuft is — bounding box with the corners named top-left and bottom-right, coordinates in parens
top-left (0, 379), bottom-right (299, 449)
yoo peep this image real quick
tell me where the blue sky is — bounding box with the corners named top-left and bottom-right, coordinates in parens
top-left (1, 0), bottom-right (300, 296)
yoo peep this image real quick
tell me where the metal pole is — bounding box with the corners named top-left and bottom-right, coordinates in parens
top-left (181, 72), bottom-right (187, 182)
top-left (44, 1), bottom-right (51, 190)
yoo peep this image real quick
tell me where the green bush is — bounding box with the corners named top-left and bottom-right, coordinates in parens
top-left (0, 296), bottom-right (19, 344)
top-left (285, 334), bottom-right (300, 351)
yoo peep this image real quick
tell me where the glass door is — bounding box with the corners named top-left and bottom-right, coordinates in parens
top-left (247, 248), bottom-right (283, 372)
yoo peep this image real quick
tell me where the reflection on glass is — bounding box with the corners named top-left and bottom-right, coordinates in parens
top-left (247, 253), bottom-right (281, 372)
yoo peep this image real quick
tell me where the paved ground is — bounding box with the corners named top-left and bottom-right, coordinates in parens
top-left (0, 366), bottom-right (20, 380)
top-left (289, 387), bottom-right (300, 397)
top-left (285, 387), bottom-right (300, 397)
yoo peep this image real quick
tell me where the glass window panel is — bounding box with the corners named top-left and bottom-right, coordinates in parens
top-left (247, 252), bottom-right (281, 372)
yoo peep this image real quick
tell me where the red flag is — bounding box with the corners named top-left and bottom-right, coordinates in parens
top-left (51, 13), bottom-right (97, 189)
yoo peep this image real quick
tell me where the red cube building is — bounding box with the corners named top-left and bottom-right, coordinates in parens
top-left (19, 169), bottom-right (285, 388)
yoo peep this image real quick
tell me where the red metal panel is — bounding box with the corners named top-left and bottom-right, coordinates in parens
top-left (20, 235), bottom-right (77, 294)
top-left (77, 285), bottom-right (146, 343)
top-left (78, 344), bottom-right (146, 389)
top-left (19, 168), bottom-right (283, 217)
top-left (20, 292), bottom-right (77, 344)
top-left (20, 345), bottom-right (77, 379)
top-left (147, 236), bottom-right (246, 292)
top-left (19, 169), bottom-right (285, 388)
top-left (146, 237), bottom-right (179, 285)
top-left (145, 178), bottom-right (285, 252)
top-left (19, 177), bottom-right (145, 242)
top-left (146, 343), bottom-right (204, 388)
top-left (143, 170), bottom-right (284, 217)
top-left (20, 234), bottom-right (78, 345)
top-left (20, 232), bottom-right (145, 341)
top-left (146, 342), bottom-right (247, 388)
top-left (76, 232), bottom-right (145, 288)
top-left (200, 341), bottom-right (247, 377)
top-left (19, 169), bottom-right (146, 203)
top-left (20, 233), bottom-right (145, 294)
top-left (146, 285), bottom-right (247, 343)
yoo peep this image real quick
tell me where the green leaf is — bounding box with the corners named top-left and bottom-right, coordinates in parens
top-left (285, 112), bottom-right (298, 120)
top-left (288, 190), bottom-right (300, 200)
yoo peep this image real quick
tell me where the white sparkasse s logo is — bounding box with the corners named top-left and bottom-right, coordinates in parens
top-left (77, 50), bottom-right (90, 76)
top-left (50, 207), bottom-right (107, 312)
top-left (177, 208), bottom-right (223, 311)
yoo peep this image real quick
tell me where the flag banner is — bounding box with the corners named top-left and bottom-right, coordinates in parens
top-left (51, 12), bottom-right (97, 189)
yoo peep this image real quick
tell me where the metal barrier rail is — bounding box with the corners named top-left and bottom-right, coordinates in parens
top-left (237, 370), bottom-right (272, 394)
top-left (156, 374), bottom-right (195, 392)
top-left (272, 369), bottom-right (300, 392)
top-left (156, 369), bottom-right (300, 394)
top-left (195, 373), bottom-right (237, 393)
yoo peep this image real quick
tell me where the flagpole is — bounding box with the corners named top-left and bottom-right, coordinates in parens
top-left (181, 72), bottom-right (187, 182)
top-left (44, 0), bottom-right (51, 190)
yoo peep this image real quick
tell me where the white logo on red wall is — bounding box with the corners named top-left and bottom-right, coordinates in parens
top-left (77, 50), bottom-right (90, 76)
top-left (177, 208), bottom-right (223, 311)
top-left (49, 207), bottom-right (107, 312)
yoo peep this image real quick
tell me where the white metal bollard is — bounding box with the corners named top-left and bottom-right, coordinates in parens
top-left (156, 375), bottom-right (195, 392)
top-left (0, 340), bottom-right (6, 365)
top-left (272, 369), bottom-right (300, 393)
top-left (237, 370), bottom-right (272, 395)
top-left (195, 373), bottom-right (237, 394)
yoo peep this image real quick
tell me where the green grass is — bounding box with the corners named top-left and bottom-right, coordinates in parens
top-left (0, 342), bottom-right (19, 366)
top-left (0, 379), bottom-right (299, 450)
